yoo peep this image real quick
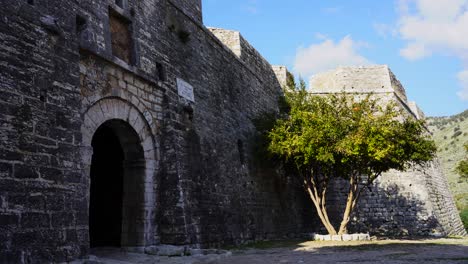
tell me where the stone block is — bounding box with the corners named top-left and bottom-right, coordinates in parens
top-left (331, 235), bottom-right (342, 241)
top-left (1, 0), bottom-right (464, 263)
top-left (14, 164), bottom-right (39, 179)
top-left (40, 167), bottom-right (63, 183)
top-left (0, 250), bottom-right (23, 264)
top-left (51, 212), bottom-right (74, 228)
top-left (145, 245), bottom-right (186, 256)
top-left (21, 212), bottom-right (50, 229)
top-left (0, 213), bottom-right (19, 226)
top-left (0, 162), bottom-right (13, 178)
top-left (124, 73), bottom-right (134, 84)
top-left (119, 80), bottom-right (128, 89)
top-left (358, 234), bottom-right (370, 241)
top-left (342, 234), bottom-right (352, 241)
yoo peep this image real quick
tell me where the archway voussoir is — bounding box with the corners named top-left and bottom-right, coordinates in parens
top-left (142, 110), bottom-right (154, 127)
top-left (132, 116), bottom-right (146, 137)
top-left (144, 153), bottom-right (157, 167)
top-left (106, 99), bottom-right (126, 120)
top-left (142, 137), bottom-right (155, 152)
top-left (81, 146), bottom-right (93, 166)
top-left (82, 97), bottom-right (158, 248)
top-left (87, 107), bottom-right (106, 127)
top-left (98, 100), bottom-right (114, 121)
top-left (145, 168), bottom-right (157, 184)
top-left (112, 99), bottom-right (129, 119)
top-left (127, 107), bottom-right (140, 127)
top-left (140, 128), bottom-right (152, 139)
top-left (117, 102), bottom-right (131, 121)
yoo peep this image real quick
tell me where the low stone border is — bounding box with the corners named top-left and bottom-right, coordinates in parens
top-left (145, 244), bottom-right (232, 257)
top-left (312, 233), bottom-right (370, 241)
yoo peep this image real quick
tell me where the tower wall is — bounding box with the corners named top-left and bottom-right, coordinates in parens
top-left (0, 1), bottom-right (313, 262)
top-left (311, 66), bottom-right (466, 237)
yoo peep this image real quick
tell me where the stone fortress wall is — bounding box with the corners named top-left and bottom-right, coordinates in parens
top-left (310, 66), bottom-right (466, 237)
top-left (0, 1), bottom-right (465, 263)
top-left (0, 0), bottom-right (314, 263)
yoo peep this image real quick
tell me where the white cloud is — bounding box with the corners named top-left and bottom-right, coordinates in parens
top-left (293, 35), bottom-right (372, 79)
top-left (399, 42), bottom-right (429, 60)
top-left (416, 0), bottom-right (465, 21)
top-left (373, 23), bottom-right (398, 39)
top-left (395, 0), bottom-right (468, 100)
top-left (397, 0), bottom-right (468, 60)
top-left (457, 70), bottom-right (468, 100)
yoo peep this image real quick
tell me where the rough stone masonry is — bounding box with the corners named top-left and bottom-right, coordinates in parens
top-left (311, 66), bottom-right (466, 237)
top-left (0, 1), bottom-right (465, 263)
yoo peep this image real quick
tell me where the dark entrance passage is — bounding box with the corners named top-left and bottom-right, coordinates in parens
top-left (88, 118), bottom-right (150, 248)
top-left (89, 123), bottom-right (125, 248)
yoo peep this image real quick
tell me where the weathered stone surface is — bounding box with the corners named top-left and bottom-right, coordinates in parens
top-left (0, 2), bottom-right (464, 263)
top-left (311, 66), bottom-right (466, 238)
top-left (313, 234), bottom-right (370, 241)
top-left (145, 245), bottom-right (186, 256)
top-left (342, 234), bottom-right (352, 241)
top-left (0, 1), bottom-right (312, 263)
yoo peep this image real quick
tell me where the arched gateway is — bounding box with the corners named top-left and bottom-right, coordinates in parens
top-left (81, 98), bottom-right (158, 249)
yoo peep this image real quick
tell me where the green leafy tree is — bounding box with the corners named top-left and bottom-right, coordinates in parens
top-left (267, 81), bottom-right (436, 235)
top-left (455, 144), bottom-right (468, 181)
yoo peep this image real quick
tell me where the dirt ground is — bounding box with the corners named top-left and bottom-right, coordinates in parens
top-left (88, 238), bottom-right (468, 264)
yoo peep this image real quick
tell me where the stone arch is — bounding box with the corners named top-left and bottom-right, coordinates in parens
top-left (81, 97), bottom-right (158, 248)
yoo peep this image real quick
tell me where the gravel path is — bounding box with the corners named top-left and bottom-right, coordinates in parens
top-left (86, 238), bottom-right (468, 264)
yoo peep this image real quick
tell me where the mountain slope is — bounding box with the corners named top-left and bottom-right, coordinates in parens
top-left (427, 109), bottom-right (468, 231)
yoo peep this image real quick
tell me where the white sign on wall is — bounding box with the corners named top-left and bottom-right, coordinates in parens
top-left (176, 78), bottom-right (195, 102)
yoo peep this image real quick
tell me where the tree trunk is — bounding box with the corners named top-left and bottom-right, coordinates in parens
top-left (305, 173), bottom-right (366, 236)
top-left (338, 176), bottom-right (360, 235)
top-left (305, 179), bottom-right (337, 235)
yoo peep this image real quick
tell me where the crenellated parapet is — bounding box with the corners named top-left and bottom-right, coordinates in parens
top-left (208, 27), bottom-right (289, 87)
top-left (272, 66), bottom-right (289, 88)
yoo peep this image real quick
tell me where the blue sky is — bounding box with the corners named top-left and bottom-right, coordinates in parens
top-left (203, 0), bottom-right (468, 117)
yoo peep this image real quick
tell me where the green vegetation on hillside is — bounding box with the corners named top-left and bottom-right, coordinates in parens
top-left (455, 144), bottom-right (468, 181)
top-left (427, 109), bottom-right (468, 231)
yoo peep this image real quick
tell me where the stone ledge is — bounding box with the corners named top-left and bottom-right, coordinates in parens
top-left (312, 233), bottom-right (371, 241)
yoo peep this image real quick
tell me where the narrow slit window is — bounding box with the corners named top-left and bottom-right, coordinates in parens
top-left (76, 15), bottom-right (87, 34)
top-left (156, 62), bottom-right (166, 81)
top-left (237, 139), bottom-right (245, 165)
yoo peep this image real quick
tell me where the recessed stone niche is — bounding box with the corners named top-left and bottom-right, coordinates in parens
top-left (109, 9), bottom-right (133, 64)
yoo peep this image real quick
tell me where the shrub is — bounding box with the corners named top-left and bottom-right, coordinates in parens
top-left (452, 131), bottom-right (462, 138)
